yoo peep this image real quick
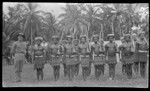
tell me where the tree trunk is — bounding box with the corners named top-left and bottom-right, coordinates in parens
top-left (118, 21), bottom-right (121, 39)
top-left (31, 20), bottom-right (33, 63)
top-left (101, 23), bottom-right (103, 40)
top-left (60, 30), bottom-right (64, 44)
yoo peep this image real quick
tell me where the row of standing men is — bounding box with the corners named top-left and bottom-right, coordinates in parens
top-left (11, 33), bottom-right (149, 82)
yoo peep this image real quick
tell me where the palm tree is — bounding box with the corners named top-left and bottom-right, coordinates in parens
top-left (94, 3), bottom-right (117, 40)
top-left (58, 3), bottom-right (88, 40)
top-left (78, 3), bottom-right (103, 39)
top-left (41, 12), bottom-right (58, 42)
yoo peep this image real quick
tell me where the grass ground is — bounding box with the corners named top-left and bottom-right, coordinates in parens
top-left (2, 62), bottom-right (148, 87)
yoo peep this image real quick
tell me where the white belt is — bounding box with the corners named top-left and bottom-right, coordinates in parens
top-left (51, 55), bottom-right (55, 57)
top-left (94, 54), bottom-right (105, 57)
top-left (139, 50), bottom-right (148, 52)
top-left (35, 55), bottom-right (43, 57)
top-left (80, 55), bottom-right (89, 57)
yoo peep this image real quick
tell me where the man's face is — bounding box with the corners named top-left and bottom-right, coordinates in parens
top-left (93, 37), bottom-right (98, 43)
top-left (81, 37), bottom-right (86, 43)
top-left (36, 40), bottom-right (41, 45)
top-left (125, 36), bottom-right (131, 42)
top-left (18, 36), bottom-right (23, 41)
top-left (53, 38), bottom-right (58, 44)
top-left (140, 34), bottom-right (144, 40)
top-left (109, 37), bottom-right (114, 42)
top-left (74, 40), bottom-right (78, 46)
top-left (121, 39), bottom-right (125, 43)
top-left (67, 38), bottom-right (72, 43)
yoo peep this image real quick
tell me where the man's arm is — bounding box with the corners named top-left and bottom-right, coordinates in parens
top-left (11, 42), bottom-right (16, 56)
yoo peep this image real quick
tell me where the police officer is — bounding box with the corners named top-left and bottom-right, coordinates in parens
top-left (79, 35), bottom-right (91, 81)
top-left (63, 35), bottom-right (75, 81)
top-left (119, 34), bottom-right (135, 79)
top-left (105, 34), bottom-right (118, 80)
top-left (33, 37), bottom-right (46, 81)
top-left (135, 32), bottom-right (149, 78)
top-left (91, 35), bottom-right (106, 80)
top-left (47, 35), bottom-right (62, 81)
top-left (11, 33), bottom-right (27, 82)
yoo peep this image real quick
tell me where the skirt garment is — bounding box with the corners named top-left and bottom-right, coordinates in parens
top-left (93, 56), bottom-right (106, 65)
top-left (34, 57), bottom-right (45, 69)
top-left (65, 57), bottom-right (79, 65)
top-left (106, 56), bottom-right (117, 64)
top-left (80, 57), bottom-right (90, 67)
top-left (122, 55), bottom-right (135, 64)
top-left (50, 57), bottom-right (62, 66)
top-left (137, 52), bottom-right (148, 62)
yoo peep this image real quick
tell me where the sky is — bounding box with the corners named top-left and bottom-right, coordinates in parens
top-left (3, 2), bottom-right (148, 21)
top-left (3, 2), bottom-right (66, 19)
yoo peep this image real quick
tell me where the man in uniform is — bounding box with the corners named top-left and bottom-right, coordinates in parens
top-left (63, 35), bottom-right (75, 81)
top-left (32, 37), bottom-right (46, 81)
top-left (91, 35), bottom-right (106, 80)
top-left (135, 32), bottom-right (149, 78)
top-left (11, 33), bottom-right (28, 82)
top-left (47, 35), bottom-right (62, 81)
top-left (105, 34), bottom-right (118, 80)
top-left (119, 34), bottom-right (135, 79)
top-left (79, 35), bottom-right (91, 81)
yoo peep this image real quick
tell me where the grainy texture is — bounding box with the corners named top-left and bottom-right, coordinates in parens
top-left (2, 62), bottom-right (148, 87)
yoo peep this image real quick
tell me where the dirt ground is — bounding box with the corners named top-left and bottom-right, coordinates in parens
top-left (2, 62), bottom-right (148, 87)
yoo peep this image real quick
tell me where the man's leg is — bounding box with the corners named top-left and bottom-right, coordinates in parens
top-left (133, 62), bottom-right (139, 75)
top-left (36, 68), bottom-right (40, 81)
top-left (140, 62), bottom-right (147, 78)
top-left (53, 66), bottom-right (57, 81)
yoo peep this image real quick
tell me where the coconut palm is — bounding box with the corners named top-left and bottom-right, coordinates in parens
top-left (78, 3), bottom-right (104, 39)
top-left (58, 3), bottom-right (89, 40)
top-left (41, 12), bottom-right (59, 42)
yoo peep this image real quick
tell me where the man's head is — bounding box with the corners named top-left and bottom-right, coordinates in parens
top-left (139, 32), bottom-right (145, 40)
top-left (52, 36), bottom-right (59, 44)
top-left (66, 35), bottom-right (73, 44)
top-left (124, 34), bottom-right (131, 42)
top-left (35, 37), bottom-right (43, 45)
top-left (17, 33), bottom-right (24, 41)
top-left (80, 35), bottom-right (87, 43)
top-left (107, 34), bottom-right (114, 42)
top-left (73, 39), bottom-right (79, 46)
top-left (92, 35), bottom-right (99, 43)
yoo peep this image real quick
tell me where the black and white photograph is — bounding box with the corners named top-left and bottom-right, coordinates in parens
top-left (2, 2), bottom-right (149, 87)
